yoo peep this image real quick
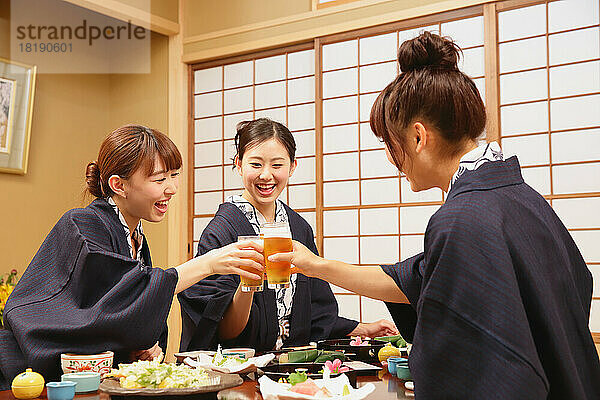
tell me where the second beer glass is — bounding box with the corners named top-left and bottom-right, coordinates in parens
top-left (262, 222), bottom-right (293, 289)
top-left (237, 235), bottom-right (264, 292)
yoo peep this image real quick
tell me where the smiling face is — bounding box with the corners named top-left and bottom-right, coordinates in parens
top-left (236, 138), bottom-right (297, 209)
top-left (118, 156), bottom-right (180, 224)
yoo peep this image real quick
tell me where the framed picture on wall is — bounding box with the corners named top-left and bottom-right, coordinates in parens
top-left (0, 58), bottom-right (36, 174)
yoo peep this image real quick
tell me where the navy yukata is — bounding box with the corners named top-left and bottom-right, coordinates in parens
top-left (0, 198), bottom-right (177, 389)
top-left (178, 202), bottom-right (358, 352)
top-left (382, 156), bottom-right (600, 399)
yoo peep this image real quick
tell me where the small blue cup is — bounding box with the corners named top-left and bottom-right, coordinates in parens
top-left (396, 364), bottom-right (412, 380)
top-left (386, 356), bottom-right (405, 375)
top-left (46, 381), bottom-right (76, 400)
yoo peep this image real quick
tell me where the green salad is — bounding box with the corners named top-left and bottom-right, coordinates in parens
top-left (108, 360), bottom-right (213, 389)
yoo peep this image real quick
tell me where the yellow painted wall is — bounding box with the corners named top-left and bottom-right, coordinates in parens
top-left (117, 0), bottom-right (179, 23)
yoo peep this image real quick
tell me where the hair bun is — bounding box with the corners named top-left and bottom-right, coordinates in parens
top-left (85, 161), bottom-right (103, 198)
top-left (397, 31), bottom-right (461, 73)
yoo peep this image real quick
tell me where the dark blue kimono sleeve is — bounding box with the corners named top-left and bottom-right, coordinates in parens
top-left (380, 252), bottom-right (425, 306)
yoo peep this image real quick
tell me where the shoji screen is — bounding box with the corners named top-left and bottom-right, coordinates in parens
top-left (320, 14), bottom-right (485, 323)
top-left (191, 45), bottom-right (317, 253)
top-left (497, 0), bottom-right (600, 334)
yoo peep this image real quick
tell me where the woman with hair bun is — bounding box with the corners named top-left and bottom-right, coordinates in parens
top-left (0, 124), bottom-right (264, 389)
top-left (269, 32), bottom-right (600, 398)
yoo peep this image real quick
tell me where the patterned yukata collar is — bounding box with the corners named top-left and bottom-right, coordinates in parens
top-left (225, 195), bottom-right (288, 234)
top-left (106, 197), bottom-right (144, 261)
top-left (449, 141), bottom-right (504, 192)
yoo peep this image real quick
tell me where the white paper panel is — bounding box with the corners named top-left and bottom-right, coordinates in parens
top-left (224, 165), bottom-right (243, 190)
top-left (520, 166), bottom-right (551, 196)
top-left (551, 94), bottom-right (600, 131)
top-left (294, 130), bottom-right (316, 157)
top-left (330, 284), bottom-right (351, 294)
top-left (194, 166), bottom-right (222, 191)
top-left (195, 66), bottom-right (222, 93)
top-left (359, 93), bottom-right (378, 122)
top-left (553, 197), bottom-right (600, 229)
top-left (501, 101), bottom-right (548, 136)
top-left (335, 294), bottom-right (360, 321)
top-left (288, 103), bottom-right (315, 131)
top-left (360, 208), bottom-right (398, 235)
top-left (288, 49), bottom-right (315, 78)
top-left (361, 236), bottom-right (399, 264)
top-left (360, 122), bottom-right (384, 150)
top-left (359, 62), bottom-right (397, 93)
top-left (324, 237), bottom-right (359, 264)
top-left (501, 134), bottom-right (549, 166)
top-left (288, 76), bottom-right (315, 104)
top-left (298, 211), bottom-right (317, 233)
top-left (548, 0), bottom-right (599, 33)
top-left (361, 178), bottom-right (399, 205)
top-left (195, 92), bottom-right (222, 118)
top-left (571, 231), bottom-right (600, 263)
top-left (552, 129), bottom-right (600, 163)
top-left (224, 87), bottom-right (253, 114)
top-left (324, 152), bottom-right (359, 181)
top-left (255, 54), bottom-right (286, 84)
top-left (323, 96), bottom-right (358, 126)
top-left (589, 300), bottom-right (600, 332)
top-left (401, 176), bottom-right (442, 202)
top-left (324, 125), bottom-right (359, 153)
top-left (498, 4), bottom-right (546, 42)
top-left (440, 16), bottom-right (484, 48)
top-left (224, 189), bottom-right (243, 199)
top-left (500, 69), bottom-right (548, 105)
top-left (255, 107), bottom-right (286, 125)
top-left (553, 163), bottom-right (600, 194)
top-left (499, 36), bottom-right (547, 74)
top-left (590, 267), bottom-right (600, 297)
top-left (361, 297), bottom-right (393, 323)
top-left (398, 25), bottom-right (438, 46)
top-left (359, 32), bottom-right (397, 65)
top-left (224, 112), bottom-right (253, 139)
top-left (399, 205), bottom-right (439, 234)
top-left (194, 142), bottom-right (223, 167)
top-left (194, 191), bottom-right (222, 214)
top-left (224, 139), bottom-right (236, 164)
top-left (400, 235), bottom-right (424, 259)
top-left (460, 46), bottom-right (485, 77)
top-left (255, 81), bottom-right (286, 110)
top-left (550, 61), bottom-right (600, 98)
top-left (474, 78), bottom-right (485, 105)
top-left (195, 117), bottom-right (222, 142)
top-left (193, 217), bottom-right (213, 241)
top-left (289, 156), bottom-right (315, 184)
top-left (549, 27), bottom-right (600, 65)
top-left (324, 181), bottom-right (359, 206)
top-left (323, 68), bottom-right (358, 98)
top-left (224, 61), bottom-right (253, 89)
top-left (323, 40), bottom-right (358, 71)
top-left (323, 209), bottom-right (358, 236)
top-left (288, 184), bottom-right (316, 209)
top-left (361, 150), bottom-right (397, 178)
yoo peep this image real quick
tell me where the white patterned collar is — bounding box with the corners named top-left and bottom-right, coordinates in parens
top-left (225, 195), bottom-right (288, 235)
top-left (449, 141), bottom-right (504, 192)
top-left (106, 197), bottom-right (144, 261)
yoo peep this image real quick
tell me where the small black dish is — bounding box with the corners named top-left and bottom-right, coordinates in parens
top-left (259, 363), bottom-right (357, 387)
top-left (317, 339), bottom-right (385, 361)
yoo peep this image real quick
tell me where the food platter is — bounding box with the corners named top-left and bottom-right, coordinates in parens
top-left (316, 339), bottom-right (385, 361)
top-left (99, 370), bottom-right (242, 396)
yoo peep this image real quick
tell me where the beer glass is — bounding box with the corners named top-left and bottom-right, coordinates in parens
top-left (237, 235), bottom-right (264, 292)
top-left (262, 222), bottom-right (293, 289)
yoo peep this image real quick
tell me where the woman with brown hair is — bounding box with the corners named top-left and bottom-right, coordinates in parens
top-left (269, 32), bottom-right (600, 398)
top-left (0, 124), bottom-right (263, 389)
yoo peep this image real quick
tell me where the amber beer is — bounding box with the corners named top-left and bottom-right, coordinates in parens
top-left (262, 222), bottom-right (293, 289)
top-left (237, 235), bottom-right (264, 292)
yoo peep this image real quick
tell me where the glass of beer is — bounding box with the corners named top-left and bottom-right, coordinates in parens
top-left (262, 222), bottom-right (293, 289)
top-left (237, 235), bottom-right (264, 292)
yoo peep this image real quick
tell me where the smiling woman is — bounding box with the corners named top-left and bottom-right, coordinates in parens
top-left (0, 124), bottom-right (266, 389)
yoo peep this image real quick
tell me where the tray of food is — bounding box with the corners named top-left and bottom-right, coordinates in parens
top-left (316, 337), bottom-right (385, 361)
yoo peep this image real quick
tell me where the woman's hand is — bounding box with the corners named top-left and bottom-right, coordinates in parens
top-left (131, 342), bottom-right (163, 362)
top-left (202, 240), bottom-right (265, 280)
top-left (268, 240), bottom-right (323, 278)
top-left (350, 320), bottom-right (399, 338)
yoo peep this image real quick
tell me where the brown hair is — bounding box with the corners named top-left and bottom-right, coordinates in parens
top-left (85, 124), bottom-right (182, 198)
top-left (370, 31), bottom-right (486, 169)
top-left (234, 118), bottom-right (296, 164)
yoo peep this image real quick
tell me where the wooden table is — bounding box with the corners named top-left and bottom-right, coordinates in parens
top-left (0, 370), bottom-right (413, 399)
